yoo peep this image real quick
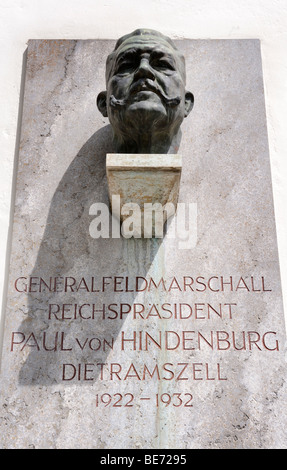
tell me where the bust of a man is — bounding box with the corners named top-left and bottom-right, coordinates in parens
top-left (97, 28), bottom-right (194, 154)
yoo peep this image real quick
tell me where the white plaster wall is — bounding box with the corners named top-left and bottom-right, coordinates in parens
top-left (0, 0), bottom-right (287, 331)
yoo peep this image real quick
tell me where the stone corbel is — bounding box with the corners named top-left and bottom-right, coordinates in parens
top-left (106, 154), bottom-right (182, 237)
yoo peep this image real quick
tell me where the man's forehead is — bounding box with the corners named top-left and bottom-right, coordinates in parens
top-left (115, 35), bottom-right (177, 57)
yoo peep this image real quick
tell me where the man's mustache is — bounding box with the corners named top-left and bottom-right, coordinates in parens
top-left (109, 79), bottom-right (181, 109)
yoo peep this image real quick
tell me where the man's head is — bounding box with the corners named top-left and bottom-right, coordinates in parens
top-left (97, 29), bottom-right (194, 153)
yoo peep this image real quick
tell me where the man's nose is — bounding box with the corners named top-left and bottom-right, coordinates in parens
top-left (134, 58), bottom-right (155, 80)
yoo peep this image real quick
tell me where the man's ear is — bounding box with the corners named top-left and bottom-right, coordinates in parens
top-left (97, 91), bottom-right (108, 117)
top-left (184, 91), bottom-right (194, 117)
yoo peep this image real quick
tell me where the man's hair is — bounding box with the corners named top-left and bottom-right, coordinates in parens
top-left (105, 28), bottom-right (186, 84)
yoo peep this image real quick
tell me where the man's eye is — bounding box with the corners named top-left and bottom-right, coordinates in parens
top-left (152, 60), bottom-right (175, 71)
top-left (116, 61), bottom-right (136, 74)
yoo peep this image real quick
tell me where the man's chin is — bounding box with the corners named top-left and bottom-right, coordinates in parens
top-left (124, 101), bottom-right (167, 125)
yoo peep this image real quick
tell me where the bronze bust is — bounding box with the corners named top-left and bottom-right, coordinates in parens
top-left (97, 29), bottom-right (194, 154)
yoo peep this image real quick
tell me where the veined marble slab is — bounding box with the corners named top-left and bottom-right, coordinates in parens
top-left (0, 39), bottom-right (286, 449)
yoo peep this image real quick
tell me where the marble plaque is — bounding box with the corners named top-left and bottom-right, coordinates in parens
top-left (0, 39), bottom-right (287, 449)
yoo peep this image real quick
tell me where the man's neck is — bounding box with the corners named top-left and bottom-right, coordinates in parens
top-left (113, 128), bottom-right (182, 154)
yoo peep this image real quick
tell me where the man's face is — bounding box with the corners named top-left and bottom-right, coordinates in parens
top-left (105, 36), bottom-right (190, 133)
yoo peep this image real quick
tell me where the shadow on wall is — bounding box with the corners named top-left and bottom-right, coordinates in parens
top-left (17, 124), bottom-right (163, 385)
